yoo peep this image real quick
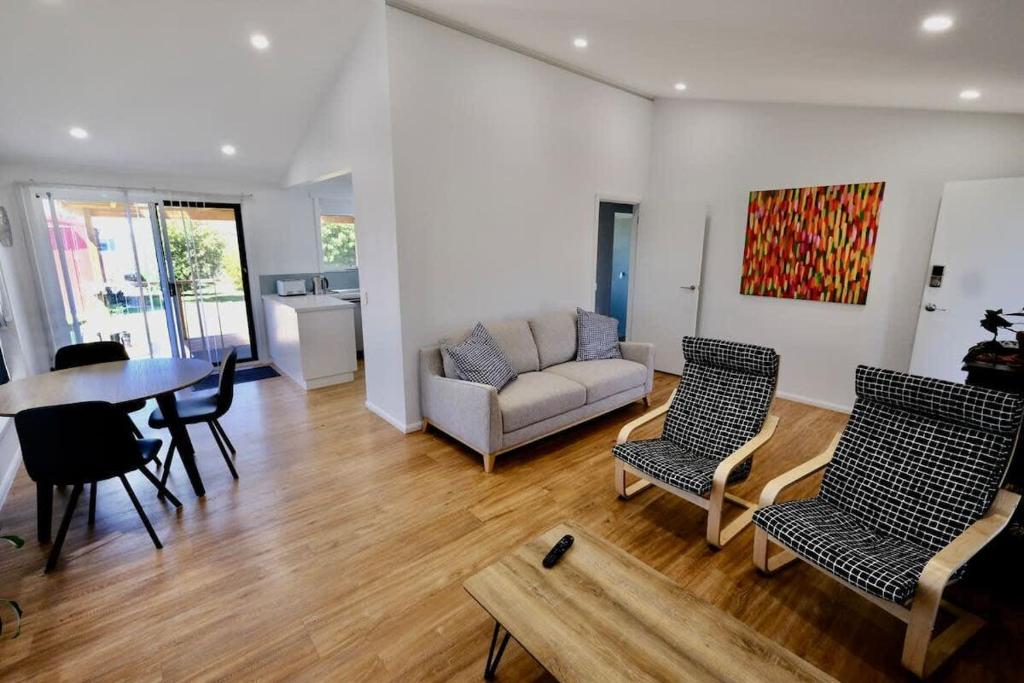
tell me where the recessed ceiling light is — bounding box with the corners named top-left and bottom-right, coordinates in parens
top-left (573, 36), bottom-right (588, 49)
top-left (674, 82), bottom-right (687, 92)
top-left (69, 126), bottom-right (89, 139)
top-left (221, 144), bottom-right (237, 156)
top-left (959, 89), bottom-right (981, 100)
top-left (250, 33), bottom-right (270, 50)
top-left (921, 15), bottom-right (954, 33)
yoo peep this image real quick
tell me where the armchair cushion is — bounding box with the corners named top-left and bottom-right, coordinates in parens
top-left (820, 366), bottom-right (1024, 554)
top-left (662, 337), bottom-right (779, 462)
top-left (613, 438), bottom-right (751, 496)
top-left (753, 498), bottom-right (965, 604)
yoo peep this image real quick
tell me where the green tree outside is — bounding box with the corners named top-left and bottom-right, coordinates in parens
top-left (321, 219), bottom-right (357, 269)
top-left (165, 220), bottom-right (226, 292)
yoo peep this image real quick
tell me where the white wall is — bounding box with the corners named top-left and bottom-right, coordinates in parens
top-left (285, 2), bottom-right (409, 429)
top-left (646, 100), bottom-right (1024, 410)
top-left (386, 8), bottom-right (653, 422)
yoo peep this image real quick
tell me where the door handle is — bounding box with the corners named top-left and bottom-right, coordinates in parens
top-left (680, 284), bottom-right (699, 291)
top-left (924, 303), bottom-right (947, 312)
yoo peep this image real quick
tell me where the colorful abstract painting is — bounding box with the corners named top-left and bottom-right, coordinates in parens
top-left (740, 182), bottom-right (885, 305)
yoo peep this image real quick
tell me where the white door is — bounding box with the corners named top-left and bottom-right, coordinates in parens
top-left (630, 202), bottom-right (706, 375)
top-left (909, 177), bottom-right (1024, 382)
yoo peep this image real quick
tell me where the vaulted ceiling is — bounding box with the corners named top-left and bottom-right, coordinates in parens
top-left (397, 0), bottom-right (1024, 111)
top-left (0, 0), bottom-right (372, 182)
top-left (2, 1), bottom-right (1021, 184)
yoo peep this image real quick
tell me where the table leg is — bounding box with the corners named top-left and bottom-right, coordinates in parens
top-left (484, 620), bottom-right (512, 680)
top-left (156, 392), bottom-right (205, 497)
top-left (36, 482), bottom-right (52, 542)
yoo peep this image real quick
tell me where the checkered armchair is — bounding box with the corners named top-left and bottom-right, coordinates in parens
top-left (613, 337), bottom-right (780, 548)
top-left (752, 365), bottom-right (1024, 678)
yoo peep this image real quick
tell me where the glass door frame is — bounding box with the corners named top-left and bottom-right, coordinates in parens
top-left (155, 200), bottom-right (259, 364)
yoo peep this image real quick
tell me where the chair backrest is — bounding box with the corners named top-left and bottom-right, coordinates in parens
top-left (662, 337), bottom-right (779, 465)
top-left (820, 365), bottom-right (1024, 553)
top-left (216, 347), bottom-right (238, 413)
top-left (15, 402), bottom-right (145, 485)
top-left (54, 341), bottom-right (129, 370)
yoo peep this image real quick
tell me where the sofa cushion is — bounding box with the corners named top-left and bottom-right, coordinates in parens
top-left (529, 311), bottom-right (577, 369)
top-left (444, 323), bottom-right (517, 391)
top-left (544, 359), bottom-right (646, 404)
top-left (497, 372), bottom-right (586, 433)
top-left (441, 319), bottom-right (540, 376)
top-left (575, 308), bottom-right (622, 361)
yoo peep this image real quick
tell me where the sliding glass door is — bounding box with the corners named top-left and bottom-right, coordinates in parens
top-left (157, 202), bottom-right (256, 364)
top-left (31, 188), bottom-right (257, 364)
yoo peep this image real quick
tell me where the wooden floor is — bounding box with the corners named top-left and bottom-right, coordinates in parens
top-left (0, 370), bottom-right (1019, 681)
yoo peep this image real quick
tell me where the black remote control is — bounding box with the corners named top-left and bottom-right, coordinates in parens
top-left (542, 535), bottom-right (574, 568)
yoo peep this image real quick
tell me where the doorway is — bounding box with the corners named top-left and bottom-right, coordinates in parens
top-left (594, 201), bottom-right (637, 340)
top-left (30, 188), bottom-right (258, 364)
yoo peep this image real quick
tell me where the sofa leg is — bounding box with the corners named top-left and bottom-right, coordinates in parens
top-left (482, 453), bottom-right (496, 473)
top-left (421, 419), bottom-right (430, 434)
top-left (643, 394), bottom-right (651, 408)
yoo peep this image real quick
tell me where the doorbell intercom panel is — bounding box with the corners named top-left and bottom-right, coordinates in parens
top-left (929, 265), bottom-right (945, 288)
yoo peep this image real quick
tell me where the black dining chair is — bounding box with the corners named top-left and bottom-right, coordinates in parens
top-left (54, 341), bottom-right (149, 441)
top-left (151, 347), bottom-right (240, 491)
top-left (15, 401), bottom-right (182, 572)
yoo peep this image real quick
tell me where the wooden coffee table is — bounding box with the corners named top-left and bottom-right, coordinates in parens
top-left (464, 522), bottom-right (835, 682)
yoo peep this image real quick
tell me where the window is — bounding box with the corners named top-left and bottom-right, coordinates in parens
top-left (319, 214), bottom-right (357, 271)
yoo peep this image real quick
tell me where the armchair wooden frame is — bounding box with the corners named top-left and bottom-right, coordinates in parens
top-left (614, 389), bottom-right (780, 549)
top-left (753, 431), bottom-right (1021, 678)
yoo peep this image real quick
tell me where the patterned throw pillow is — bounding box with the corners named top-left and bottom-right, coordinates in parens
top-left (444, 322), bottom-right (518, 391)
top-left (575, 308), bottom-right (622, 361)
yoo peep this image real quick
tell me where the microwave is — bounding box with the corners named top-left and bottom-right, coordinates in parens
top-left (276, 279), bottom-right (307, 296)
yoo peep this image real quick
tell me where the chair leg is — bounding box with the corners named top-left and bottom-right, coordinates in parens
top-left (138, 467), bottom-right (182, 508)
top-left (88, 482), bottom-right (97, 526)
top-left (614, 459), bottom-right (653, 499)
top-left (902, 587), bottom-right (985, 678)
top-left (158, 441), bottom-right (177, 499)
top-left (213, 419), bottom-right (236, 455)
top-left (119, 475), bottom-right (162, 549)
top-left (753, 528), bottom-right (799, 575)
top-left (209, 423), bottom-right (239, 480)
top-left (45, 484), bottom-right (83, 573)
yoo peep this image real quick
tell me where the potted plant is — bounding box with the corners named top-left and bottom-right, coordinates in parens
top-left (964, 307), bottom-right (1024, 365)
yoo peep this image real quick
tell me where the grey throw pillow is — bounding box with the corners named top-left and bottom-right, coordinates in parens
top-left (444, 322), bottom-right (518, 391)
top-left (575, 308), bottom-right (622, 361)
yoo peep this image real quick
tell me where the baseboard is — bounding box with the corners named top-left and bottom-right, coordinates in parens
top-left (776, 390), bottom-right (852, 414)
top-left (364, 400), bottom-right (422, 433)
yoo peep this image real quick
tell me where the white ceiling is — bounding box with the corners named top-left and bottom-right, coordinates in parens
top-left (397, 0), bottom-right (1024, 113)
top-left (0, 0), bottom-right (372, 183)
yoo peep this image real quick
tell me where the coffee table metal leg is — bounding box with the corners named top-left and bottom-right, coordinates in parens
top-left (484, 619), bottom-right (512, 680)
top-left (156, 392), bottom-right (205, 497)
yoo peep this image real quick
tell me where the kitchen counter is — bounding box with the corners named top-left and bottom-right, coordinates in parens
top-left (262, 294), bottom-right (355, 313)
top-left (263, 295), bottom-right (357, 390)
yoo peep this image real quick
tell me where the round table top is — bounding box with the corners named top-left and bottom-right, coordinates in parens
top-left (0, 358), bottom-right (213, 417)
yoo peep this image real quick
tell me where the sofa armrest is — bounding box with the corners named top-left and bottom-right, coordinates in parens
top-left (619, 341), bottom-right (655, 393)
top-left (419, 347), bottom-right (502, 455)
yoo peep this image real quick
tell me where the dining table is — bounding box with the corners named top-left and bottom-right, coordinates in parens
top-left (0, 357), bottom-right (213, 542)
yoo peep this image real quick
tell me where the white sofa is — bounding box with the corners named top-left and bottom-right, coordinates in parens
top-left (419, 311), bottom-right (655, 472)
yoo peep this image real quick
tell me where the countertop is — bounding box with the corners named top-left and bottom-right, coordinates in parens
top-left (262, 294), bottom-right (355, 313)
